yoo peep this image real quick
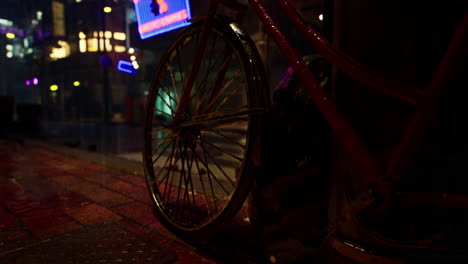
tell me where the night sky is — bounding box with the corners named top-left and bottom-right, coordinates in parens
top-left (0, 0), bottom-right (22, 23)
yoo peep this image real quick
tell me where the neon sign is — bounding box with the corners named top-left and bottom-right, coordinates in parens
top-left (133, 0), bottom-right (192, 39)
top-left (118, 60), bottom-right (137, 75)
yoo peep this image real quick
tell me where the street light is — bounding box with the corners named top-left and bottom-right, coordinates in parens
top-left (103, 6), bottom-right (112, 13)
top-left (73, 81), bottom-right (80, 87)
top-left (50, 84), bottom-right (59, 91)
top-left (6, 33), bottom-right (15, 39)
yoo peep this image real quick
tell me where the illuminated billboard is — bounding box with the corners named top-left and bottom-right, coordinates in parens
top-left (133, 0), bottom-right (192, 39)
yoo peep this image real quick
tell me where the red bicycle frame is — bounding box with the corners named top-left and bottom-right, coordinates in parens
top-left (175, 0), bottom-right (468, 207)
top-left (267, 0), bottom-right (468, 201)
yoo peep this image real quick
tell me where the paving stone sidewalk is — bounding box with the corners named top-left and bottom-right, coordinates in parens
top-left (0, 139), bottom-right (258, 263)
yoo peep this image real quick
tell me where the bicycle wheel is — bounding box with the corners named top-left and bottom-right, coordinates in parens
top-left (143, 18), bottom-right (268, 238)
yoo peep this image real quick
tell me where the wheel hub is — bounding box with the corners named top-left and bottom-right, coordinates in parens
top-left (173, 125), bottom-right (200, 150)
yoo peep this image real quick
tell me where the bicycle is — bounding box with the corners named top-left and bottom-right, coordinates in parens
top-left (142, 0), bottom-right (468, 260)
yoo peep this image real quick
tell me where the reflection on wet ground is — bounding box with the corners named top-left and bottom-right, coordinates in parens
top-left (0, 139), bottom-right (261, 263)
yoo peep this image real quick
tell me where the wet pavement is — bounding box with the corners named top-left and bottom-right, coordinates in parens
top-left (0, 139), bottom-right (261, 264)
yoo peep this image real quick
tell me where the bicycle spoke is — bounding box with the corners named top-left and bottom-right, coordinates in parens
top-left (188, 39), bottom-right (228, 108)
top-left (178, 107), bottom-right (260, 131)
top-left (191, 46), bottom-right (221, 99)
top-left (157, 90), bottom-right (176, 115)
top-left (151, 136), bottom-right (172, 157)
top-left (194, 54), bottom-right (237, 114)
top-left (185, 142), bottom-right (199, 221)
top-left (151, 129), bottom-right (174, 140)
top-left (168, 66), bottom-right (180, 103)
top-left (202, 117), bottom-right (249, 131)
top-left (179, 143), bottom-right (190, 223)
top-left (159, 155), bottom-right (174, 199)
top-left (204, 140), bottom-right (242, 163)
top-left (192, 145), bottom-right (212, 215)
top-left (199, 142), bottom-right (237, 187)
top-left (196, 146), bottom-right (232, 195)
top-left (182, 142), bottom-right (197, 224)
top-left (149, 137), bottom-right (177, 207)
top-left (201, 69), bottom-right (241, 114)
top-left (211, 79), bottom-right (245, 114)
top-left (151, 131), bottom-right (175, 152)
top-left (205, 34), bottom-right (219, 71)
top-left (150, 127), bottom-right (171, 135)
top-left (152, 138), bottom-right (176, 165)
top-left (152, 138), bottom-right (177, 184)
top-left (177, 141), bottom-right (195, 223)
top-left (175, 46), bottom-right (187, 88)
top-left (151, 135), bottom-right (175, 142)
top-left (206, 129), bottom-right (245, 149)
top-left (200, 34), bottom-right (217, 77)
top-left (163, 142), bottom-right (181, 202)
top-left (192, 60), bottom-right (225, 113)
top-left (196, 150), bottom-right (220, 212)
top-left (174, 141), bottom-right (185, 220)
top-left (153, 107), bottom-right (174, 118)
top-left (191, 105), bottom-right (249, 120)
top-left (198, 34), bottom-right (220, 90)
top-left (159, 86), bottom-right (179, 108)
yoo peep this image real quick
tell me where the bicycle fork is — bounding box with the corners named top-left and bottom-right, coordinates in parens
top-left (172, 0), bottom-right (222, 125)
top-left (173, 0), bottom-right (246, 125)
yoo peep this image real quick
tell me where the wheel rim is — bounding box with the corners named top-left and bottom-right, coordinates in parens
top-left (144, 26), bottom-right (258, 230)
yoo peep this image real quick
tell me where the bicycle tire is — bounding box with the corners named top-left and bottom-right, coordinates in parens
top-left (143, 18), bottom-right (268, 239)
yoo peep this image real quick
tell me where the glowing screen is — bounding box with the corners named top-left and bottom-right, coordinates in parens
top-left (133, 0), bottom-right (192, 39)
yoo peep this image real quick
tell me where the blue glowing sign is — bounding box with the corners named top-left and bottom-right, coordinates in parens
top-left (118, 60), bottom-right (137, 75)
top-left (133, 0), bottom-right (192, 39)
